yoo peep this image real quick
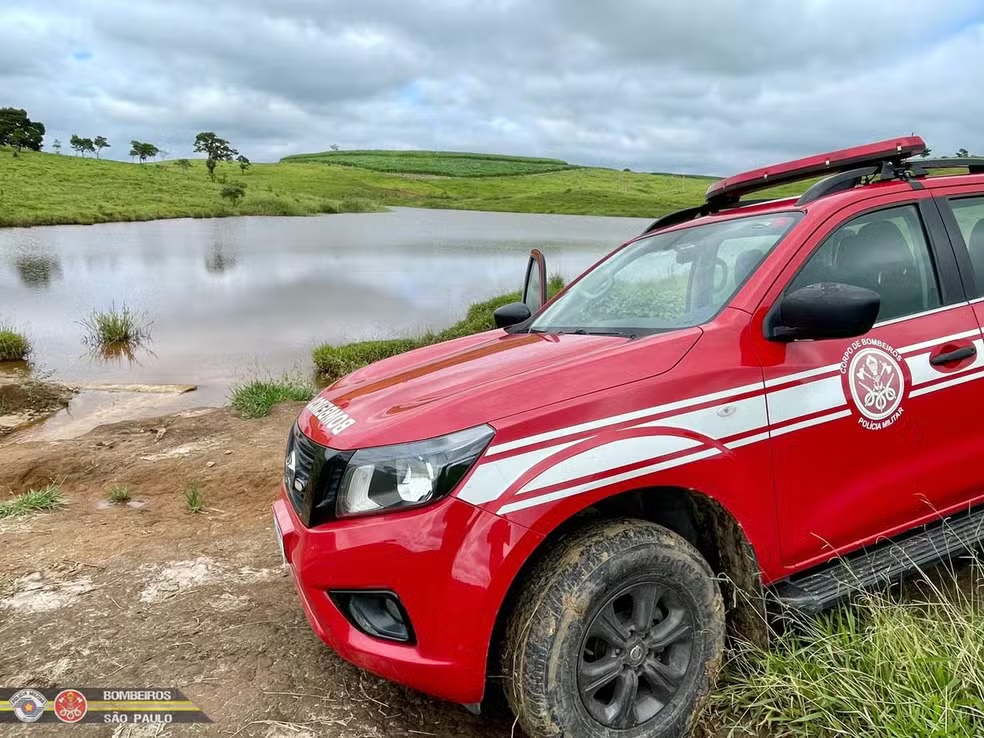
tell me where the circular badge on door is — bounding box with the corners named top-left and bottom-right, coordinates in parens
top-left (840, 340), bottom-right (907, 430)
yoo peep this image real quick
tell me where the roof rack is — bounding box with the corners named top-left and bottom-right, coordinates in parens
top-left (908, 157), bottom-right (984, 176)
top-left (641, 136), bottom-right (928, 235)
top-left (704, 136), bottom-right (926, 206)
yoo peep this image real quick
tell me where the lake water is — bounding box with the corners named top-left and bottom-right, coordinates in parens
top-left (0, 208), bottom-right (650, 425)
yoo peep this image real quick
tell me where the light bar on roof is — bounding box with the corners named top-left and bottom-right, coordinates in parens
top-left (705, 135), bottom-right (927, 204)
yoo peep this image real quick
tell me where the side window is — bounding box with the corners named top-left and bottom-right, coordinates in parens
top-left (946, 197), bottom-right (984, 297)
top-left (787, 205), bottom-right (941, 322)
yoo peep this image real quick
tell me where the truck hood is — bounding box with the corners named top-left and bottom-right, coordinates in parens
top-left (299, 328), bottom-right (701, 449)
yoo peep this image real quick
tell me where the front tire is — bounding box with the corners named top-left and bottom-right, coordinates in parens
top-left (502, 519), bottom-right (725, 738)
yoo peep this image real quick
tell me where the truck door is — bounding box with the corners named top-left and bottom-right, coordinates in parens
top-left (756, 194), bottom-right (983, 569)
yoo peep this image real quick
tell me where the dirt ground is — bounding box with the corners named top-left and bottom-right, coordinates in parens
top-left (0, 403), bottom-right (520, 737)
top-left (0, 374), bottom-right (75, 436)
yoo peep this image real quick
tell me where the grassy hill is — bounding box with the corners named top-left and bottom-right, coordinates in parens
top-left (0, 147), bottom-right (734, 228)
top-left (281, 149), bottom-right (578, 177)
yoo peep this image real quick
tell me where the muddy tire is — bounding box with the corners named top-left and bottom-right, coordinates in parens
top-left (502, 519), bottom-right (725, 738)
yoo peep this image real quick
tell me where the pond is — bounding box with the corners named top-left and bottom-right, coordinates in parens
top-left (0, 208), bottom-right (650, 430)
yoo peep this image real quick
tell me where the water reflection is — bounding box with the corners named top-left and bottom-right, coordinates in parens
top-left (13, 254), bottom-right (62, 289)
top-left (0, 208), bottom-right (649, 394)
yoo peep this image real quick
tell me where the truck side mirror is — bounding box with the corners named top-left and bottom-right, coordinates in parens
top-left (767, 282), bottom-right (880, 342)
top-left (494, 302), bottom-right (532, 328)
top-left (523, 249), bottom-right (548, 313)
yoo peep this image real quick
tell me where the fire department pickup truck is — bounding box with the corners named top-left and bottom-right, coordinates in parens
top-left (274, 136), bottom-right (984, 737)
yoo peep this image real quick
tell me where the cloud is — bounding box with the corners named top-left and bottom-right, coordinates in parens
top-left (3, 0), bottom-right (984, 173)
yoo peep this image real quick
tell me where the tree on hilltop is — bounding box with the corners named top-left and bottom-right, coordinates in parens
top-left (193, 132), bottom-right (237, 180)
top-left (236, 154), bottom-right (251, 174)
top-left (0, 108), bottom-right (45, 151)
top-left (94, 136), bottom-right (110, 158)
top-left (129, 140), bottom-right (159, 163)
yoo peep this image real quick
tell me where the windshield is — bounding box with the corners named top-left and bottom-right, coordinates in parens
top-left (529, 212), bottom-right (803, 336)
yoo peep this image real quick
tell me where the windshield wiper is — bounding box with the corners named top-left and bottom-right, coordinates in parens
top-left (570, 328), bottom-right (636, 338)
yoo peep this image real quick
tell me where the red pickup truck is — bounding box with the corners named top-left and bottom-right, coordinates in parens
top-left (274, 136), bottom-right (984, 738)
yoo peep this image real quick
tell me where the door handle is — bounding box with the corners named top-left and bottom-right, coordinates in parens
top-left (930, 345), bottom-right (977, 366)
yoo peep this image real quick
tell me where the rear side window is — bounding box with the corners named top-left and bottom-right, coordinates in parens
top-left (787, 205), bottom-right (941, 323)
top-left (947, 197), bottom-right (984, 296)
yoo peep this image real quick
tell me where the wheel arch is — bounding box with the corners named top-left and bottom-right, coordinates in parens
top-left (487, 484), bottom-right (767, 700)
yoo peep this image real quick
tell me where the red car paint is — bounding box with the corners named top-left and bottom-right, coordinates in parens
top-left (276, 139), bottom-right (984, 705)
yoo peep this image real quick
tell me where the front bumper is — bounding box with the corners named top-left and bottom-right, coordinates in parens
top-left (273, 489), bottom-right (541, 704)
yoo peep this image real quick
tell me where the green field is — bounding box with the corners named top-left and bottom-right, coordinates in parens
top-left (0, 147), bottom-right (787, 228)
top-left (282, 149), bottom-right (579, 177)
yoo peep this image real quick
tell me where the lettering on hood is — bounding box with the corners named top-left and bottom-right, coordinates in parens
top-left (307, 398), bottom-right (357, 435)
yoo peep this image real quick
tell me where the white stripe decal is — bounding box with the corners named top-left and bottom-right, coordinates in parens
top-left (470, 324), bottom-right (984, 514)
top-left (485, 380), bottom-right (764, 457)
top-left (910, 368), bottom-right (984, 398)
top-left (769, 409), bottom-right (851, 438)
top-left (517, 436), bottom-right (702, 495)
top-left (456, 440), bottom-right (581, 505)
top-left (899, 329), bottom-right (981, 355)
top-left (498, 448), bottom-right (721, 515)
top-left (766, 376), bottom-right (845, 426)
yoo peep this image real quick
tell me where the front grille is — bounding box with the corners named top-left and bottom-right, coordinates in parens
top-left (284, 424), bottom-right (352, 527)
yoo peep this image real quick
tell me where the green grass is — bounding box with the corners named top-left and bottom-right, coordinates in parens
top-left (0, 147), bottom-right (815, 228)
top-left (80, 303), bottom-right (151, 348)
top-left (282, 149), bottom-right (578, 177)
top-left (229, 374), bottom-right (315, 418)
top-left (0, 324), bottom-right (30, 361)
top-left (313, 274), bottom-right (565, 381)
top-left (0, 150), bottom-right (383, 227)
top-left (107, 484), bottom-right (131, 504)
top-left (714, 562), bottom-right (984, 737)
top-left (0, 483), bottom-right (63, 517)
top-left (184, 482), bottom-right (204, 513)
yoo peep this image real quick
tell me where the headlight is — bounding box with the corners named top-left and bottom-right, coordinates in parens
top-left (336, 425), bottom-right (494, 518)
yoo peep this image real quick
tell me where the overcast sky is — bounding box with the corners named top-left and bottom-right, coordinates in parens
top-left (4, 0), bottom-right (984, 174)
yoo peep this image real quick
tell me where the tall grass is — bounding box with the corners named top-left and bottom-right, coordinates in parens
top-left (0, 323), bottom-right (30, 361)
top-left (229, 373), bottom-right (315, 419)
top-left (0, 483), bottom-right (64, 517)
top-left (714, 559), bottom-right (984, 737)
top-left (313, 275), bottom-right (566, 381)
top-left (80, 303), bottom-right (151, 349)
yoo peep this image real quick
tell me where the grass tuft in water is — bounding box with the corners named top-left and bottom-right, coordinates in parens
top-left (80, 303), bottom-right (151, 349)
top-left (0, 483), bottom-right (64, 517)
top-left (107, 484), bottom-right (131, 504)
top-left (184, 482), bottom-right (204, 513)
top-left (0, 323), bottom-right (31, 361)
top-left (229, 374), bottom-right (315, 419)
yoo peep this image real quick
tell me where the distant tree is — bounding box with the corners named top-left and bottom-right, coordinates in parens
top-left (220, 182), bottom-right (246, 206)
top-left (70, 134), bottom-right (86, 156)
top-left (918, 147), bottom-right (932, 158)
top-left (176, 158), bottom-right (192, 173)
top-left (236, 154), bottom-right (251, 174)
top-left (52, 138), bottom-right (62, 155)
top-left (193, 132), bottom-right (237, 180)
top-left (93, 135), bottom-right (109, 158)
top-left (957, 148), bottom-right (970, 158)
top-left (81, 137), bottom-right (95, 156)
top-left (329, 144), bottom-right (340, 152)
top-left (0, 108), bottom-right (45, 151)
top-left (129, 140), bottom-right (159, 163)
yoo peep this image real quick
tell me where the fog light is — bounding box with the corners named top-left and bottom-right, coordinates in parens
top-left (330, 590), bottom-right (414, 643)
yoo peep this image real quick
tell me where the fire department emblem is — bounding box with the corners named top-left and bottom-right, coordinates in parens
top-left (840, 340), bottom-right (907, 430)
top-left (53, 689), bottom-right (87, 723)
